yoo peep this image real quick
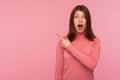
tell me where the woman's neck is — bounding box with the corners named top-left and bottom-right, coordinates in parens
top-left (75, 32), bottom-right (86, 39)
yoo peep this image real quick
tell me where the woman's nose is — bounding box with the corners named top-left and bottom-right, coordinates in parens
top-left (79, 18), bottom-right (82, 22)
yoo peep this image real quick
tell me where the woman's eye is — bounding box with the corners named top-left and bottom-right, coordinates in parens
top-left (74, 16), bottom-right (79, 18)
top-left (82, 16), bottom-right (86, 19)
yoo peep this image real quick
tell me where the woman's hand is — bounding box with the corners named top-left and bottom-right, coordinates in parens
top-left (56, 34), bottom-right (71, 48)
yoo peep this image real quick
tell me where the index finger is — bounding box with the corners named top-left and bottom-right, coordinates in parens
top-left (56, 34), bottom-right (64, 40)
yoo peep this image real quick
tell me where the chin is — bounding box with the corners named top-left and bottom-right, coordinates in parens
top-left (77, 30), bottom-right (84, 33)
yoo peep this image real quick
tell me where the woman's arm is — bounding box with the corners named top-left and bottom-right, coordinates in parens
top-left (66, 38), bottom-right (101, 70)
top-left (55, 41), bottom-right (64, 80)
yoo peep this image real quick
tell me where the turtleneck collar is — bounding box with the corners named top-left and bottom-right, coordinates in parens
top-left (75, 32), bottom-right (86, 39)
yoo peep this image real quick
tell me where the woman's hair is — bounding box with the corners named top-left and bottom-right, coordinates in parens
top-left (67, 5), bottom-right (96, 41)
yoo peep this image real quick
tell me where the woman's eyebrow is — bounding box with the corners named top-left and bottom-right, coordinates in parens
top-left (74, 14), bottom-right (80, 17)
top-left (75, 13), bottom-right (79, 15)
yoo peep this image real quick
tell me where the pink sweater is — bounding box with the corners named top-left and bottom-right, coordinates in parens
top-left (55, 33), bottom-right (101, 80)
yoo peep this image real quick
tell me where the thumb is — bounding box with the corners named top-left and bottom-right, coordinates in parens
top-left (65, 37), bottom-right (70, 41)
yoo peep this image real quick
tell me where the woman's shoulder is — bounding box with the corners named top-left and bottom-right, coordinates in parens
top-left (93, 36), bottom-right (101, 44)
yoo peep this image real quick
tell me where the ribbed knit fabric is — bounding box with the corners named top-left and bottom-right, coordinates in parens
top-left (55, 33), bottom-right (101, 80)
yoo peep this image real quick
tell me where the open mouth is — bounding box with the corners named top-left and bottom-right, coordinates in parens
top-left (78, 24), bottom-right (83, 30)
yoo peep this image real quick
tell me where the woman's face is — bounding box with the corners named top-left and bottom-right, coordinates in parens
top-left (74, 10), bottom-right (86, 33)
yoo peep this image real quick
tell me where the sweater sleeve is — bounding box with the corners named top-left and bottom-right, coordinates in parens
top-left (66, 38), bottom-right (101, 70)
top-left (55, 41), bottom-right (64, 80)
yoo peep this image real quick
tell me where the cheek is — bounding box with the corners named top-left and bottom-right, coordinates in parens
top-left (83, 21), bottom-right (87, 29)
top-left (74, 19), bottom-right (78, 25)
top-left (83, 20), bottom-right (86, 26)
top-left (83, 19), bottom-right (86, 23)
top-left (73, 21), bottom-right (78, 30)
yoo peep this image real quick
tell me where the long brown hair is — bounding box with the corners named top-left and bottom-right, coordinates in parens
top-left (67, 5), bottom-right (95, 41)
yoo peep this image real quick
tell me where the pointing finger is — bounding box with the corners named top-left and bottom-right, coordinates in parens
top-left (56, 34), bottom-right (64, 40)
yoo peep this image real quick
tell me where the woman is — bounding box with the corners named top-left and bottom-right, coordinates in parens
top-left (55, 5), bottom-right (101, 80)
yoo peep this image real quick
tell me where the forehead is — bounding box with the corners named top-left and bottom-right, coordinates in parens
top-left (74, 10), bottom-right (84, 16)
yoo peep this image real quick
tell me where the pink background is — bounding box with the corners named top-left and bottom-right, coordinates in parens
top-left (0, 0), bottom-right (120, 80)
